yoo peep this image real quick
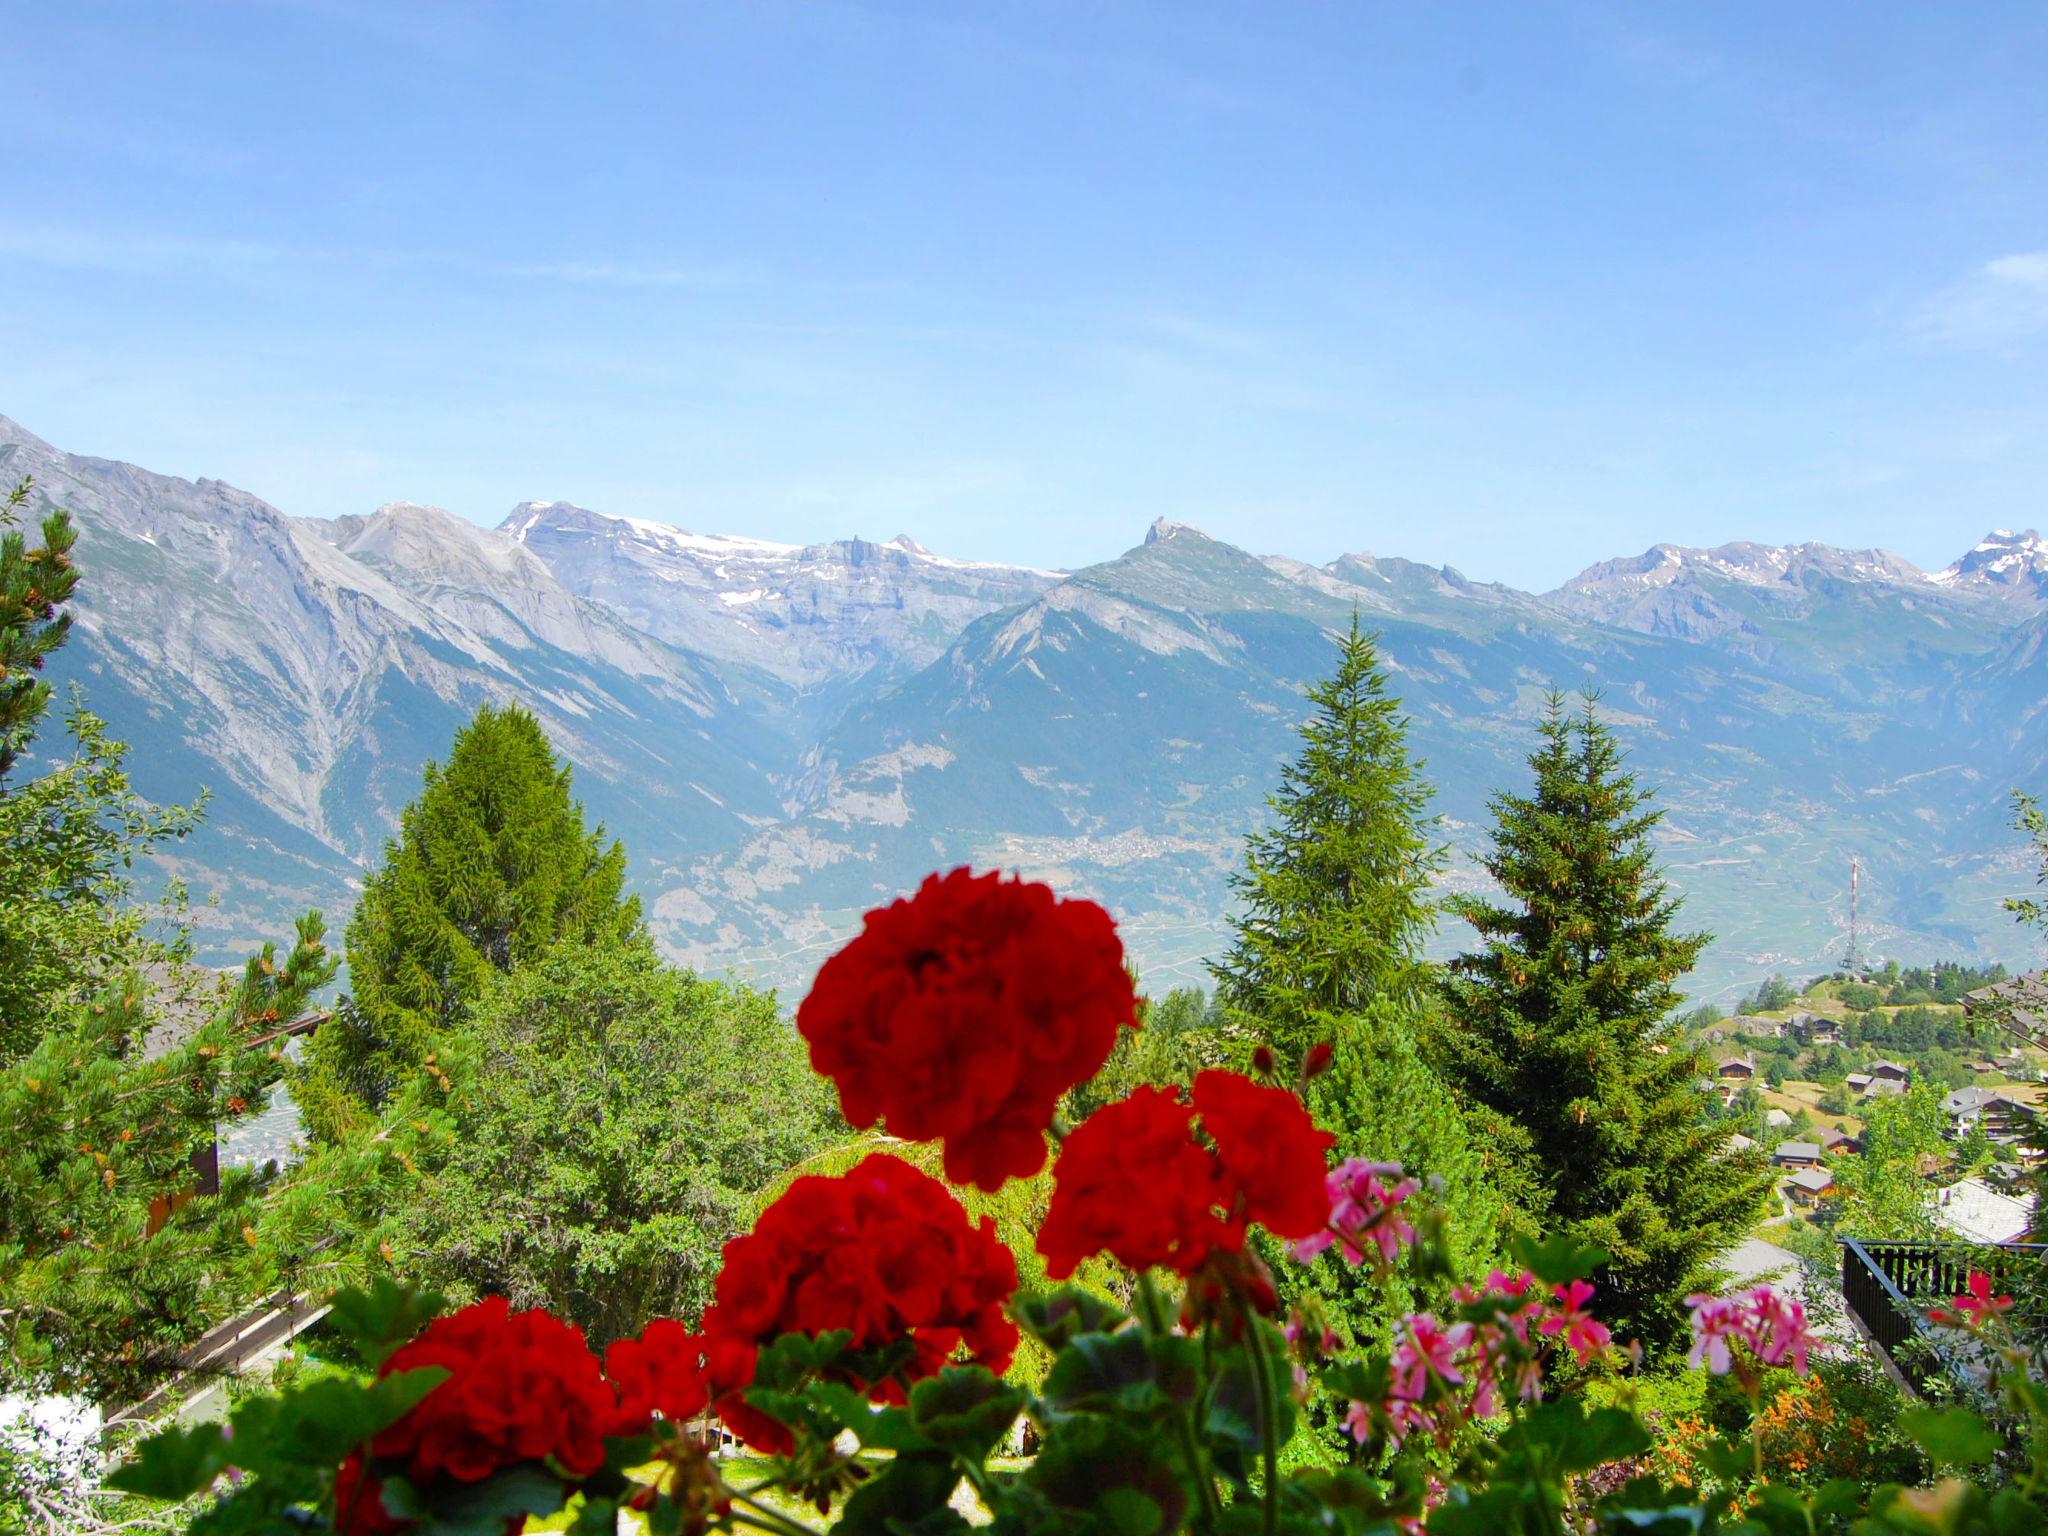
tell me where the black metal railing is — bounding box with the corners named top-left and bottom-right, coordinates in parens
top-left (1839, 1237), bottom-right (2046, 1395)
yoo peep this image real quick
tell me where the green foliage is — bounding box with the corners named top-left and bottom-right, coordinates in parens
top-left (297, 703), bottom-right (642, 1139)
top-left (1211, 616), bottom-right (1445, 1049)
top-left (1833, 1083), bottom-right (1948, 1240)
top-left (0, 914), bottom-right (339, 1404)
top-left (1067, 986), bottom-right (1231, 1122)
top-left (1741, 975), bottom-right (1798, 1015)
top-left (1288, 998), bottom-right (1525, 1371)
top-left (1439, 693), bottom-right (1773, 1350)
top-left (0, 698), bottom-right (206, 1061)
top-left (399, 941), bottom-right (840, 1343)
top-left (2010, 790), bottom-right (2048, 933)
top-left (0, 484), bottom-right (206, 1062)
top-left (0, 476), bottom-right (80, 782)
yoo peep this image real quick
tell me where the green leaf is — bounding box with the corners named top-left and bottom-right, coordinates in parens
top-left (414, 1464), bottom-right (569, 1536)
top-left (834, 1452), bottom-right (963, 1536)
top-left (1011, 1287), bottom-right (1132, 1348)
top-left (1900, 1405), bottom-right (2002, 1467)
top-left (252, 1367), bottom-right (449, 1468)
top-left (1508, 1231), bottom-right (1607, 1287)
top-left (324, 1278), bottom-right (448, 1370)
top-left (1204, 1333), bottom-right (1296, 1459)
top-left (1095, 1487), bottom-right (1165, 1536)
top-left (104, 1422), bottom-right (233, 1499)
top-left (1042, 1330), bottom-right (1200, 1417)
top-left (909, 1367), bottom-right (1026, 1460)
top-left (751, 1329), bottom-right (853, 1389)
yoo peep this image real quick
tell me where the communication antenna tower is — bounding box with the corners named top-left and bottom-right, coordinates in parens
top-left (1841, 855), bottom-right (1863, 977)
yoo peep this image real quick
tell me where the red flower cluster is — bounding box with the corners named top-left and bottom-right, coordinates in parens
top-left (797, 869), bottom-right (1139, 1190)
top-left (336, 1301), bottom-right (720, 1534)
top-left (703, 1153), bottom-right (1020, 1444)
top-left (1038, 1071), bottom-right (1335, 1279)
top-left (371, 1298), bottom-right (619, 1485)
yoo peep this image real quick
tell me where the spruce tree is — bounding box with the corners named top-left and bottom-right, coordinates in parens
top-left (297, 703), bottom-right (642, 1138)
top-left (1213, 620), bottom-right (1516, 1391)
top-left (1441, 693), bottom-right (1772, 1349)
top-left (1211, 615), bottom-right (1445, 1045)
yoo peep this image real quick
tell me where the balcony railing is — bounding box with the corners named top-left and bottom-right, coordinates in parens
top-left (1839, 1237), bottom-right (2045, 1396)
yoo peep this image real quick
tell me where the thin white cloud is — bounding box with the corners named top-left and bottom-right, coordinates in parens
top-left (1915, 252), bottom-right (2048, 348)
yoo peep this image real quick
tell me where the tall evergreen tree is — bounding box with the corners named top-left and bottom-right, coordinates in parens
top-left (1212, 621), bottom-right (1516, 1399)
top-left (1211, 615), bottom-right (1445, 1045)
top-left (297, 704), bottom-right (642, 1139)
top-left (1440, 693), bottom-right (1771, 1350)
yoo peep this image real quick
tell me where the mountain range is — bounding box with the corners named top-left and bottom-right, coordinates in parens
top-left (5, 412), bottom-right (2044, 1005)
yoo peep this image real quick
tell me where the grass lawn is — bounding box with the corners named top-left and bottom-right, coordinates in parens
top-left (1760, 1080), bottom-right (1864, 1135)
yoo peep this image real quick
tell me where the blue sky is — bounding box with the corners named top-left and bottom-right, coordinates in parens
top-left (5, 2), bottom-right (2046, 586)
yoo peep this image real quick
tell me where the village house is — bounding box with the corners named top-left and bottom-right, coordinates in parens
top-left (1773, 1140), bottom-right (1824, 1169)
top-left (1818, 1126), bottom-right (1859, 1155)
top-left (1764, 1107), bottom-right (1793, 1131)
top-left (1940, 1086), bottom-right (2032, 1143)
top-left (1787, 1166), bottom-right (1836, 1207)
top-left (1787, 1010), bottom-right (1840, 1046)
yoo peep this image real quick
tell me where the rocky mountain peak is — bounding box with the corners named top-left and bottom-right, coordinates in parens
top-left (1934, 529), bottom-right (2048, 601)
top-left (1144, 517), bottom-right (1211, 546)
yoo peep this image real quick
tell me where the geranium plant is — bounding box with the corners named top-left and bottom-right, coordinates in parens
top-left (108, 871), bottom-right (2047, 1536)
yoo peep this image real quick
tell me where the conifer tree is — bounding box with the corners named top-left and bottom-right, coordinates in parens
top-left (1214, 621), bottom-right (1516, 1385)
top-left (297, 704), bottom-right (642, 1138)
top-left (1441, 693), bottom-right (1772, 1349)
top-left (1, 915), bottom-right (339, 1403)
top-left (1211, 615), bottom-right (1445, 1046)
top-left (0, 476), bottom-right (80, 781)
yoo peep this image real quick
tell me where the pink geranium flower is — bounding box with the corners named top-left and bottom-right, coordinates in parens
top-left (1536, 1279), bottom-right (1612, 1366)
top-left (1292, 1159), bottom-right (1421, 1268)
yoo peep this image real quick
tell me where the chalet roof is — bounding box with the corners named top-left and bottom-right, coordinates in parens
top-left (1818, 1126), bottom-right (1855, 1148)
top-left (1728, 1133), bottom-right (1757, 1152)
top-left (1931, 1177), bottom-right (2035, 1245)
top-left (1846, 1073), bottom-right (1873, 1088)
top-left (1717, 1052), bottom-right (1757, 1073)
top-left (1775, 1141), bottom-right (1823, 1162)
top-left (1941, 1086), bottom-right (2022, 1115)
top-left (1868, 1059), bottom-right (1912, 1077)
top-left (1964, 970), bottom-right (2048, 1050)
top-left (1789, 1167), bottom-right (1836, 1194)
top-left (1765, 1108), bottom-right (1793, 1128)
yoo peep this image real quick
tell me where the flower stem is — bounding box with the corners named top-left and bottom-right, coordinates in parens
top-left (1241, 1316), bottom-right (1283, 1536)
top-left (1137, 1272), bottom-right (1223, 1535)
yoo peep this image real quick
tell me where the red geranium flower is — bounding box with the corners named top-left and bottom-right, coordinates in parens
top-left (797, 869), bottom-right (1139, 1190)
top-left (334, 1453), bottom-right (407, 1536)
top-left (371, 1297), bottom-right (617, 1485)
top-left (1039, 1074), bottom-right (1335, 1280)
top-left (1037, 1086), bottom-right (1234, 1279)
top-left (605, 1318), bottom-right (712, 1433)
top-left (1192, 1069), bottom-right (1336, 1240)
top-left (702, 1153), bottom-right (1019, 1449)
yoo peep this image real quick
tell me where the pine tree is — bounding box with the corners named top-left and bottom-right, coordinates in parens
top-left (0, 476), bottom-right (80, 782)
top-left (297, 704), bottom-right (643, 1138)
top-left (1440, 693), bottom-right (1772, 1350)
top-left (1211, 616), bottom-right (1445, 1047)
top-left (1, 916), bottom-right (338, 1403)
